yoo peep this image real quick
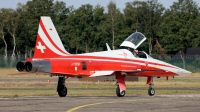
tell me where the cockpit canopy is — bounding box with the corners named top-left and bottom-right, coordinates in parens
top-left (120, 32), bottom-right (146, 49)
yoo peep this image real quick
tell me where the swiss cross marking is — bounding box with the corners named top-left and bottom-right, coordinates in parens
top-left (36, 42), bottom-right (46, 53)
top-left (123, 51), bottom-right (127, 57)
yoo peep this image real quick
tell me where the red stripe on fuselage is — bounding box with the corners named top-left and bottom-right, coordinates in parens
top-left (39, 19), bottom-right (69, 55)
top-left (34, 54), bottom-right (179, 70)
top-left (126, 71), bottom-right (178, 77)
top-left (48, 57), bottom-right (178, 77)
top-left (52, 55), bottom-right (179, 70)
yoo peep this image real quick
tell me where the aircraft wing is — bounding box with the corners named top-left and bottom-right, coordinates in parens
top-left (90, 71), bottom-right (114, 77)
top-left (89, 69), bottom-right (144, 77)
top-left (89, 68), bottom-right (169, 77)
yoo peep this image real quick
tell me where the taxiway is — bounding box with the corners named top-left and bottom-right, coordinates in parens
top-left (1, 95), bottom-right (200, 112)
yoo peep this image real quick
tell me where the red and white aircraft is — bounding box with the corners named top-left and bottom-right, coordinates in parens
top-left (16, 16), bottom-right (191, 97)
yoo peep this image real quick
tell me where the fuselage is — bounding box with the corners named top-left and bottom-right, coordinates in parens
top-left (31, 49), bottom-right (191, 77)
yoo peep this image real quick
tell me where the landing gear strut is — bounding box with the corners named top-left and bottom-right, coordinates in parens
top-left (147, 77), bottom-right (155, 96)
top-left (57, 76), bottom-right (67, 97)
top-left (115, 72), bottom-right (126, 97)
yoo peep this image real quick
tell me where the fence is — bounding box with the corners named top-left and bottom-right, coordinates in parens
top-left (0, 54), bottom-right (200, 73)
top-left (0, 55), bottom-right (26, 68)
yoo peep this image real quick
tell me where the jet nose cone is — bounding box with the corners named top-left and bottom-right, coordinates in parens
top-left (178, 69), bottom-right (192, 75)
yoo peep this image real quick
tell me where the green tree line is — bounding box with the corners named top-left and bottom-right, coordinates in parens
top-left (0, 0), bottom-right (200, 59)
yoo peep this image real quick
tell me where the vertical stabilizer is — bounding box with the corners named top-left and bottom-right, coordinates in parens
top-left (33, 16), bottom-right (69, 58)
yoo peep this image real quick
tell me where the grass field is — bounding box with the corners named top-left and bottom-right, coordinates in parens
top-left (0, 68), bottom-right (200, 98)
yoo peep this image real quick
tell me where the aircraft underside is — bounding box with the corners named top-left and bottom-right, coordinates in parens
top-left (54, 72), bottom-right (157, 97)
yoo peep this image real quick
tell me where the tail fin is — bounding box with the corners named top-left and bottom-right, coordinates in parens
top-left (33, 16), bottom-right (69, 58)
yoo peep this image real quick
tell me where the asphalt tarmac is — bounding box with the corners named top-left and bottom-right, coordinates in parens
top-left (1, 95), bottom-right (200, 112)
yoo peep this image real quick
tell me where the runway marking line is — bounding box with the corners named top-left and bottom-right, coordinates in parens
top-left (66, 98), bottom-right (154, 112)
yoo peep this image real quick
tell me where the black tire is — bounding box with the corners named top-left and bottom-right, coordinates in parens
top-left (58, 86), bottom-right (67, 97)
top-left (148, 88), bottom-right (155, 96)
top-left (116, 86), bottom-right (125, 97)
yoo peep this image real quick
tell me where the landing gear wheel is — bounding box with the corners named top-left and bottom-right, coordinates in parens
top-left (57, 77), bottom-right (67, 97)
top-left (148, 88), bottom-right (155, 96)
top-left (58, 86), bottom-right (67, 97)
top-left (116, 86), bottom-right (125, 97)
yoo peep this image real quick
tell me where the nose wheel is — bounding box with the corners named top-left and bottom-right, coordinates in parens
top-left (147, 77), bottom-right (155, 96)
top-left (148, 87), bottom-right (155, 96)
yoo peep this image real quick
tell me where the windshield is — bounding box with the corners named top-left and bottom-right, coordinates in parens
top-left (120, 32), bottom-right (146, 49)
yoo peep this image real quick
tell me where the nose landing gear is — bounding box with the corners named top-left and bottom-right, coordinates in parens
top-left (147, 77), bottom-right (155, 96)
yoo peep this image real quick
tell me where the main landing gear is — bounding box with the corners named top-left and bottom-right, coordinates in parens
top-left (115, 72), bottom-right (126, 97)
top-left (57, 76), bottom-right (67, 97)
top-left (116, 85), bottom-right (126, 97)
top-left (147, 77), bottom-right (155, 96)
